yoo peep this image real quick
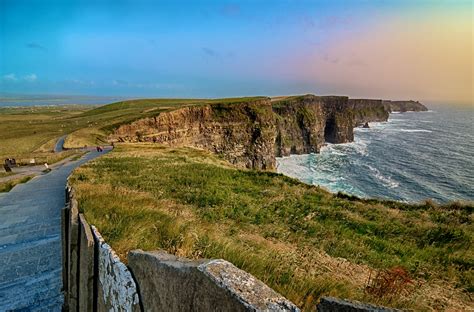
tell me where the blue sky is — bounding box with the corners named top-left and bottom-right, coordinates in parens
top-left (0, 0), bottom-right (472, 102)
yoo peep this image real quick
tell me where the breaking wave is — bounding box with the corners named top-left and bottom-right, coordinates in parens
top-left (277, 106), bottom-right (474, 203)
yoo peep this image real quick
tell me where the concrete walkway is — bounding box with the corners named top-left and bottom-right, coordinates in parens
top-left (0, 149), bottom-right (109, 311)
top-left (54, 135), bottom-right (67, 153)
top-left (0, 155), bottom-right (78, 184)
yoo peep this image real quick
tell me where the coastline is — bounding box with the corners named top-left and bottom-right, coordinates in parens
top-left (277, 109), bottom-right (474, 204)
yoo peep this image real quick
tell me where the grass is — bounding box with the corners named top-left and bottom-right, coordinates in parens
top-left (0, 97), bottom-right (266, 162)
top-left (0, 106), bottom-right (92, 163)
top-left (69, 143), bottom-right (473, 311)
top-left (0, 175), bottom-right (34, 192)
top-left (0, 171), bottom-right (15, 178)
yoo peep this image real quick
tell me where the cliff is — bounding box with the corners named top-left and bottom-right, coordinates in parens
top-left (272, 95), bottom-right (354, 157)
top-left (383, 100), bottom-right (428, 112)
top-left (111, 95), bottom-right (421, 170)
top-left (348, 99), bottom-right (389, 126)
top-left (113, 99), bottom-right (277, 170)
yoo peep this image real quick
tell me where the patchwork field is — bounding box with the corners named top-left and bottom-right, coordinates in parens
top-left (69, 143), bottom-right (473, 311)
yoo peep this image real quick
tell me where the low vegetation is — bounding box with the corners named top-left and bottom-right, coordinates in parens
top-left (0, 175), bottom-right (34, 192)
top-left (0, 172), bottom-right (15, 178)
top-left (70, 143), bottom-right (473, 311)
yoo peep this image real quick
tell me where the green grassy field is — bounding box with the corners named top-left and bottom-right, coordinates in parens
top-left (0, 97), bottom-right (264, 162)
top-left (64, 97), bottom-right (265, 147)
top-left (0, 106), bottom-right (87, 159)
top-left (70, 143), bottom-right (473, 311)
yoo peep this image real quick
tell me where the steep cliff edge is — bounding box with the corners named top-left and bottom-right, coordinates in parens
top-left (383, 100), bottom-right (428, 112)
top-left (111, 95), bottom-right (422, 170)
top-left (348, 99), bottom-right (389, 126)
top-left (113, 99), bottom-right (276, 169)
top-left (272, 95), bottom-right (354, 157)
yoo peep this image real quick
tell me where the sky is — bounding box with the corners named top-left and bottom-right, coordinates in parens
top-left (0, 0), bottom-right (472, 104)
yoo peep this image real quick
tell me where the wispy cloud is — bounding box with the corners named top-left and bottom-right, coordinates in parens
top-left (112, 80), bottom-right (181, 90)
top-left (24, 73), bottom-right (37, 82)
top-left (26, 42), bottom-right (46, 50)
top-left (2, 73), bottom-right (37, 82)
top-left (319, 16), bottom-right (352, 29)
top-left (202, 47), bottom-right (219, 58)
top-left (64, 78), bottom-right (95, 85)
top-left (322, 53), bottom-right (339, 64)
top-left (3, 73), bottom-right (17, 81)
top-left (112, 79), bottom-right (129, 86)
top-left (301, 15), bottom-right (315, 31)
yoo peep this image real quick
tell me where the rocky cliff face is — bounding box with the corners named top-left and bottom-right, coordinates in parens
top-left (113, 99), bottom-right (276, 169)
top-left (112, 95), bottom-right (423, 170)
top-left (272, 95), bottom-right (354, 157)
top-left (348, 99), bottom-right (389, 126)
top-left (383, 100), bottom-right (428, 112)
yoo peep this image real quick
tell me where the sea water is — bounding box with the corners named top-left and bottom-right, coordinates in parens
top-left (0, 94), bottom-right (126, 107)
top-left (277, 104), bottom-right (474, 203)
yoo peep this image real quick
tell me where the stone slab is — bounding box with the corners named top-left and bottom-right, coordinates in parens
top-left (92, 226), bottom-right (140, 312)
top-left (128, 249), bottom-right (299, 312)
top-left (61, 206), bottom-right (69, 306)
top-left (317, 297), bottom-right (401, 312)
top-left (78, 214), bottom-right (95, 312)
top-left (68, 197), bottom-right (79, 311)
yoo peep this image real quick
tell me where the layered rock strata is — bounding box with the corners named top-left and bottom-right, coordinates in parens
top-left (383, 100), bottom-right (428, 112)
top-left (112, 95), bottom-right (425, 170)
top-left (272, 95), bottom-right (354, 156)
top-left (113, 99), bottom-right (276, 169)
top-left (348, 99), bottom-right (389, 126)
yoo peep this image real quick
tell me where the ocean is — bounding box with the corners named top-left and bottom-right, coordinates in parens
top-left (0, 94), bottom-right (126, 107)
top-left (277, 104), bottom-right (474, 204)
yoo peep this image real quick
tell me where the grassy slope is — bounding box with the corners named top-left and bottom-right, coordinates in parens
top-left (0, 106), bottom-right (88, 160)
top-left (0, 97), bottom-right (264, 160)
top-left (70, 144), bottom-right (473, 311)
top-left (64, 97), bottom-right (266, 148)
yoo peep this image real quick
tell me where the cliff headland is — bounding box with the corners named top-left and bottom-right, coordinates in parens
top-left (112, 94), bottom-right (428, 169)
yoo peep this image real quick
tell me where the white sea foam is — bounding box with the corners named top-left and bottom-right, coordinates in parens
top-left (321, 138), bottom-right (369, 156)
top-left (277, 106), bottom-right (472, 203)
top-left (367, 165), bottom-right (399, 188)
top-left (398, 129), bottom-right (432, 133)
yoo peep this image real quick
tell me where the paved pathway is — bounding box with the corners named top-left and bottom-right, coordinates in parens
top-left (54, 135), bottom-right (67, 153)
top-left (0, 149), bottom-right (109, 311)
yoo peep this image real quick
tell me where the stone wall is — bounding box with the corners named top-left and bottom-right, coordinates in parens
top-left (317, 297), bottom-right (401, 312)
top-left (128, 250), bottom-right (299, 311)
top-left (62, 185), bottom-right (299, 311)
top-left (62, 186), bottom-right (140, 312)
